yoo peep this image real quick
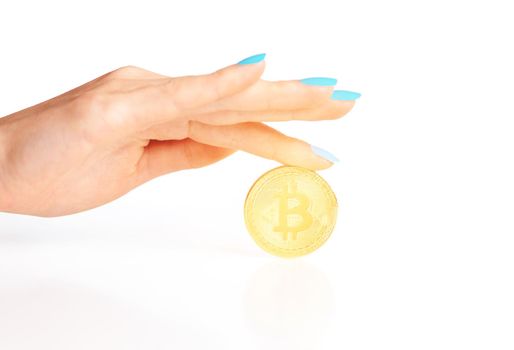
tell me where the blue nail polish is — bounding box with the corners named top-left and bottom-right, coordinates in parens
top-left (300, 77), bottom-right (338, 86)
top-left (311, 145), bottom-right (339, 163)
top-left (331, 90), bottom-right (361, 101)
top-left (238, 53), bottom-right (266, 65)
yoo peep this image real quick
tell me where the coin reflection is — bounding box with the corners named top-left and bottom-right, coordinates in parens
top-left (243, 261), bottom-right (333, 349)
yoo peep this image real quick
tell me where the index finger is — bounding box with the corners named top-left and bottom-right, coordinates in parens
top-left (116, 57), bottom-right (266, 131)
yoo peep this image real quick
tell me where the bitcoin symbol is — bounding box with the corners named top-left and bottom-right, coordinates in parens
top-left (245, 166), bottom-right (338, 257)
top-left (273, 180), bottom-right (313, 240)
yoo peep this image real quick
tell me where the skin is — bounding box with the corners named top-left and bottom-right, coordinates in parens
top-left (0, 60), bottom-right (355, 217)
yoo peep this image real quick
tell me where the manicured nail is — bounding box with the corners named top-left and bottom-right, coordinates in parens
top-left (238, 53), bottom-right (266, 65)
top-left (300, 77), bottom-right (338, 86)
top-left (311, 145), bottom-right (339, 163)
top-left (331, 90), bottom-right (361, 100)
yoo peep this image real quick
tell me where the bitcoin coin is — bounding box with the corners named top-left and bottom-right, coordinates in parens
top-left (244, 166), bottom-right (338, 257)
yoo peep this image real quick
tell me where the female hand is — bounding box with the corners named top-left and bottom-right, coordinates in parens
top-left (0, 54), bottom-right (359, 216)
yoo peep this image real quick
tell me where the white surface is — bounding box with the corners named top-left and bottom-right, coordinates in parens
top-left (1, 0), bottom-right (513, 349)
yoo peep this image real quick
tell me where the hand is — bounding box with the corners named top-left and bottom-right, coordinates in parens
top-left (0, 54), bottom-right (358, 216)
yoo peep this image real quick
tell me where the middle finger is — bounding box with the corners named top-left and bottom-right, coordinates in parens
top-left (189, 79), bottom-right (335, 114)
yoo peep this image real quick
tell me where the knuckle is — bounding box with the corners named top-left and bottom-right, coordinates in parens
top-left (267, 137), bottom-right (280, 160)
top-left (211, 78), bottom-right (223, 102)
top-left (75, 92), bottom-right (110, 116)
top-left (164, 77), bottom-right (178, 92)
top-left (309, 88), bottom-right (333, 106)
top-left (181, 140), bottom-right (195, 168)
top-left (223, 124), bottom-right (244, 150)
top-left (107, 65), bottom-right (142, 79)
top-left (172, 120), bottom-right (189, 140)
top-left (209, 69), bottom-right (232, 100)
top-left (277, 80), bottom-right (299, 97)
top-left (186, 120), bottom-right (196, 138)
top-left (74, 92), bottom-right (129, 130)
top-left (298, 84), bottom-right (334, 108)
top-left (161, 78), bottom-right (181, 104)
top-left (211, 68), bottom-right (228, 84)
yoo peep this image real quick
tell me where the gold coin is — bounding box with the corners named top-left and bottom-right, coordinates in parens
top-left (244, 166), bottom-right (338, 257)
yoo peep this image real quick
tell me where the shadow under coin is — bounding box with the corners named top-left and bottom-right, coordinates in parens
top-left (243, 260), bottom-right (334, 349)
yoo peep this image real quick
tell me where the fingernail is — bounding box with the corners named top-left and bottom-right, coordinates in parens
top-left (300, 77), bottom-right (338, 86)
top-left (238, 53), bottom-right (266, 65)
top-left (331, 90), bottom-right (361, 100)
top-left (311, 145), bottom-right (339, 163)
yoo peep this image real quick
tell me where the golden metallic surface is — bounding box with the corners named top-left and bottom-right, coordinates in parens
top-left (244, 166), bottom-right (338, 257)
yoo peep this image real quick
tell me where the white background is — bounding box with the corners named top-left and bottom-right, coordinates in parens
top-left (1, 0), bottom-right (513, 349)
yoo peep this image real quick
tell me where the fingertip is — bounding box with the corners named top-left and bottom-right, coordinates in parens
top-left (316, 158), bottom-right (335, 170)
top-left (231, 57), bottom-right (266, 77)
top-left (331, 90), bottom-right (362, 101)
top-left (333, 98), bottom-right (356, 107)
top-left (296, 158), bottom-right (333, 171)
top-left (309, 144), bottom-right (338, 169)
top-left (237, 53), bottom-right (266, 65)
top-left (213, 57), bottom-right (266, 95)
top-left (330, 99), bottom-right (356, 119)
top-left (283, 141), bottom-right (336, 171)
